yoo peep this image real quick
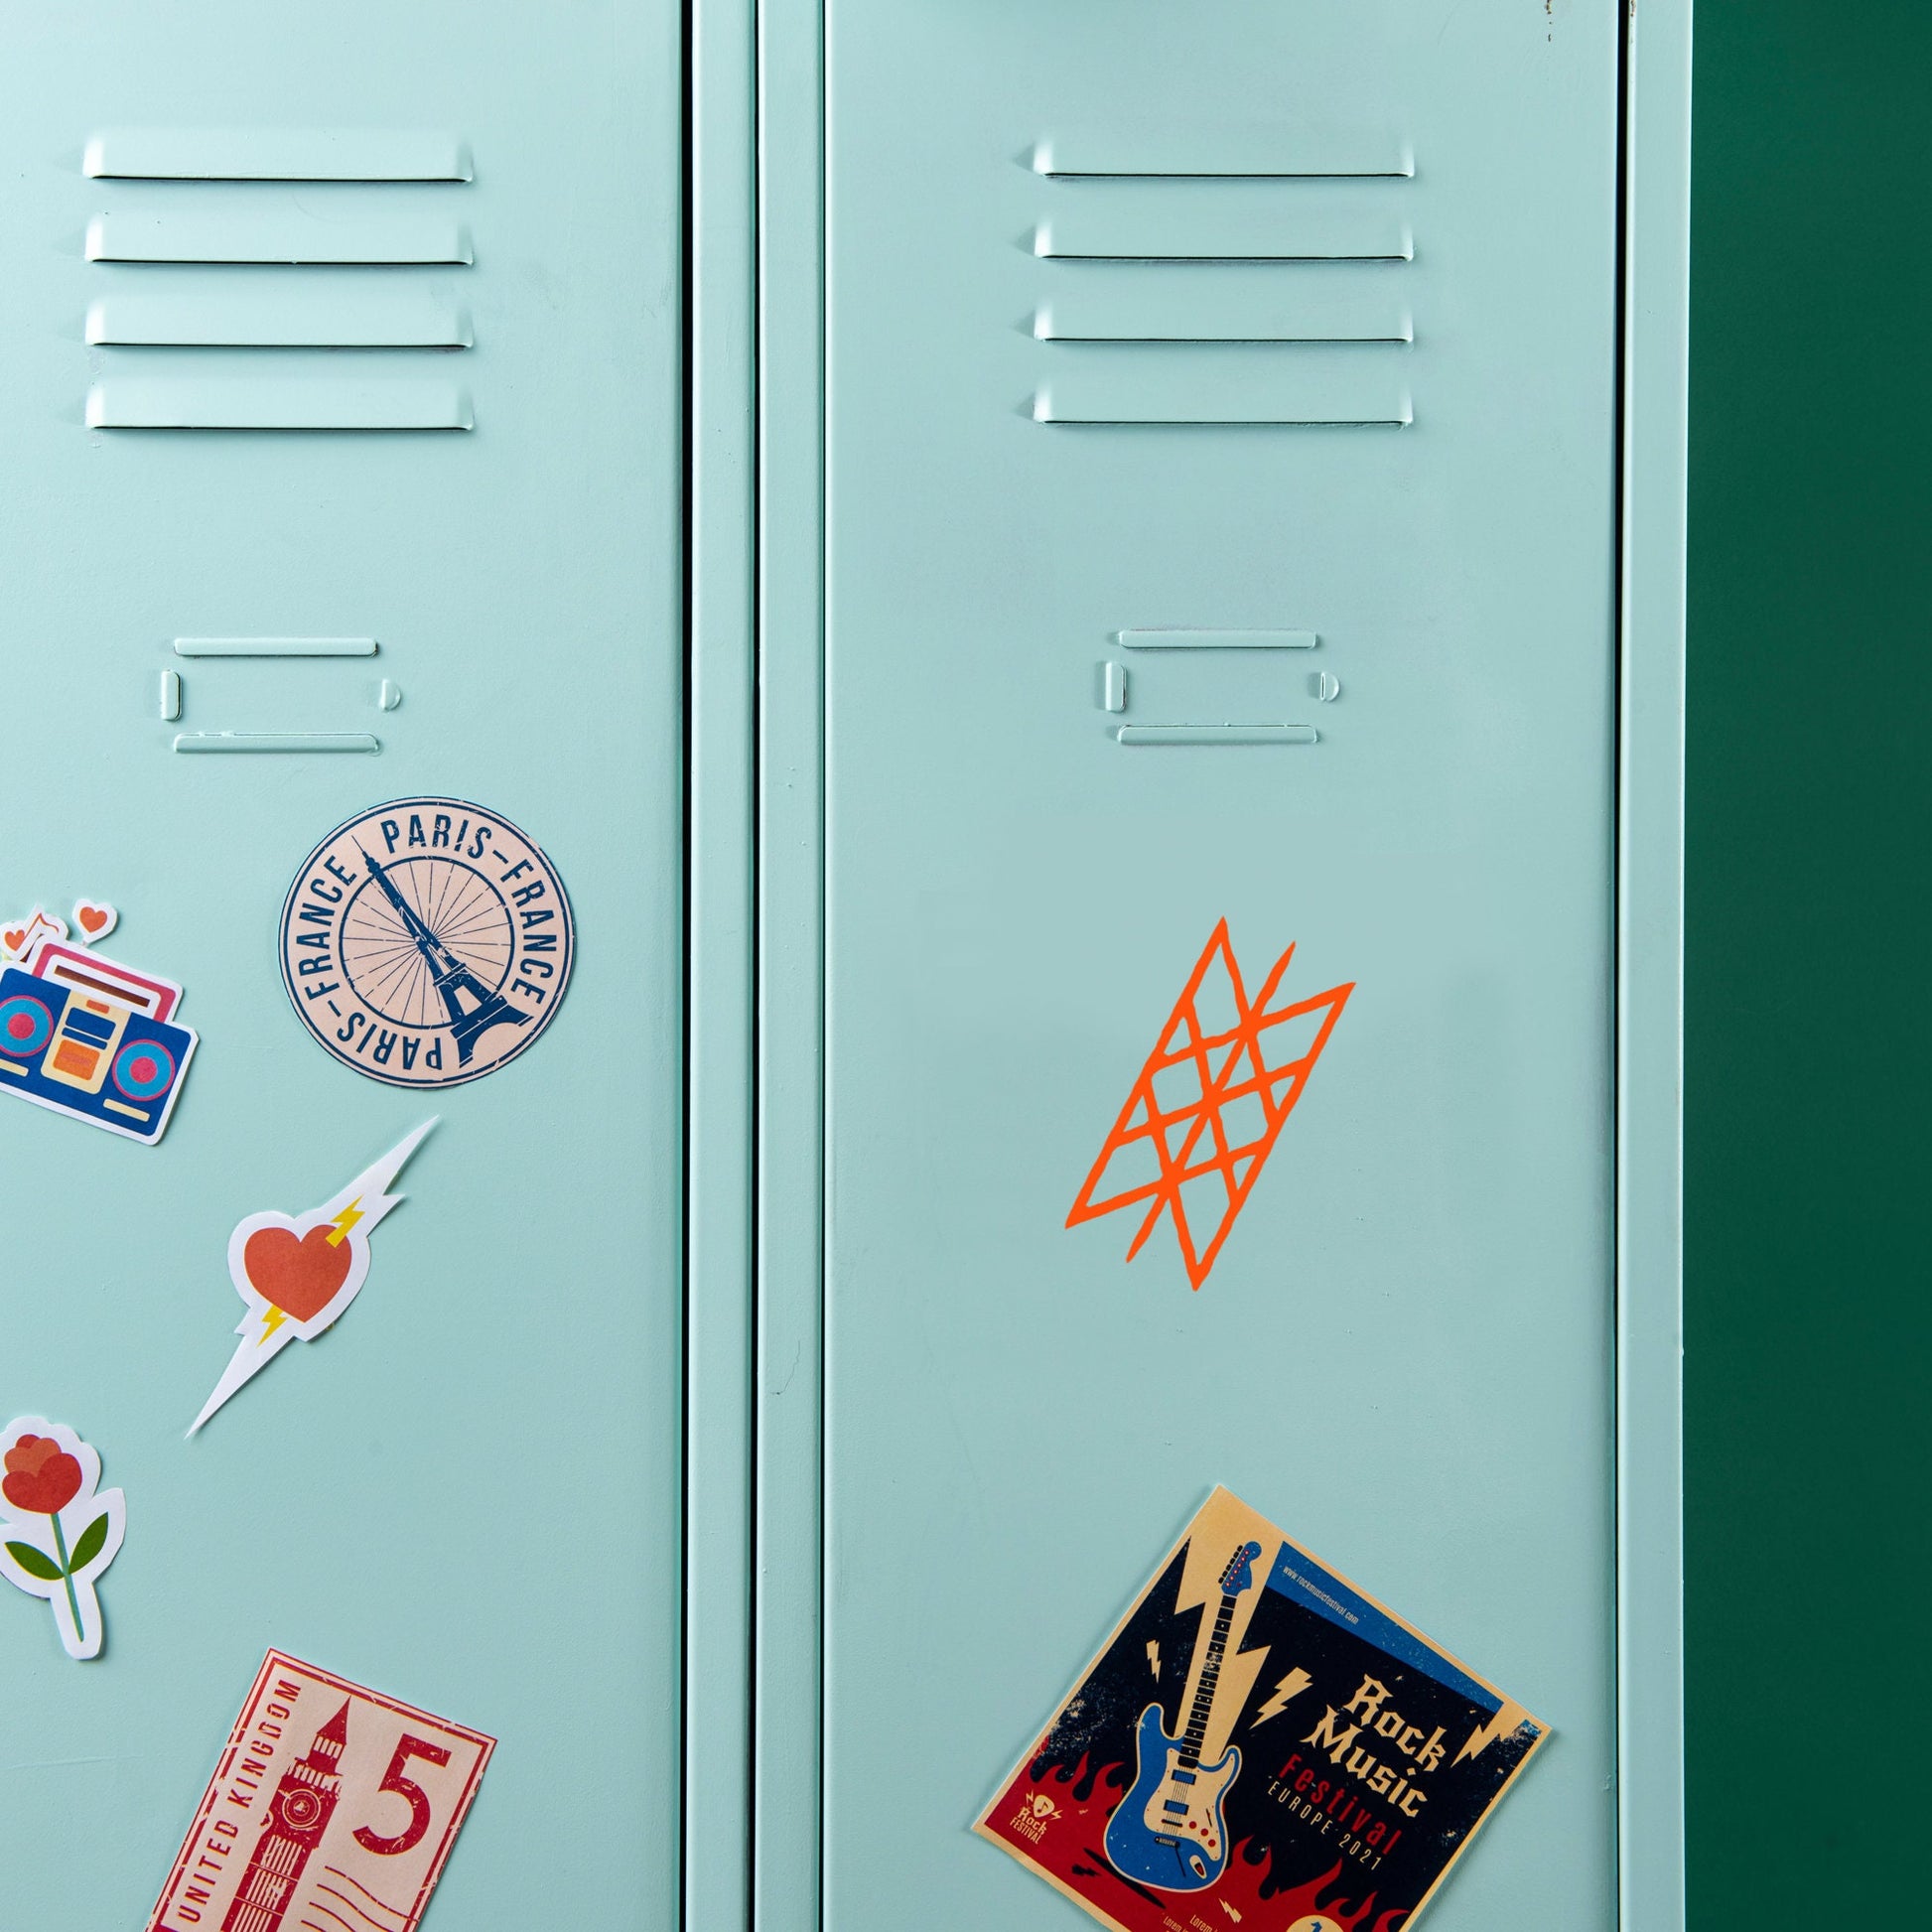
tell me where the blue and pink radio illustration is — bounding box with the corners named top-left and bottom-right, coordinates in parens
top-left (0, 901), bottom-right (198, 1145)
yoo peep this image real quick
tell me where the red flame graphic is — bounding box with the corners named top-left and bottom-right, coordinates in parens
top-left (1225, 1842), bottom-right (1408, 1930)
top-left (1039, 1749), bottom-right (1131, 1807)
top-left (982, 1760), bottom-right (1410, 1932)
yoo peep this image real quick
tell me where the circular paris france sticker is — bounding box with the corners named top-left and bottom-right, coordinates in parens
top-left (279, 797), bottom-right (575, 1089)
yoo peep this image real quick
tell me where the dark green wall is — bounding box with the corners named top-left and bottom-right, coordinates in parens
top-left (1688, 5), bottom-right (1932, 1922)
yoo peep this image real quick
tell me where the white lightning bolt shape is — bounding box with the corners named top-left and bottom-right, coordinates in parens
top-left (1251, 1667), bottom-right (1314, 1726)
top-left (310, 1119), bottom-right (435, 1245)
top-left (188, 1121), bottom-right (436, 1436)
top-left (1146, 1641), bottom-right (1161, 1678)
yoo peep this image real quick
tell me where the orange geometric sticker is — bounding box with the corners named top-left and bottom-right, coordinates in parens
top-left (1066, 920), bottom-right (1352, 1290)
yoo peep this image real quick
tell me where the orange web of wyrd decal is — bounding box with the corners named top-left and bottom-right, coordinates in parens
top-left (1066, 920), bottom-right (1353, 1291)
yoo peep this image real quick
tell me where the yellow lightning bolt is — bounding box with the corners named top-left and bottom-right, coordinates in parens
top-left (326, 1197), bottom-right (365, 1247)
top-left (257, 1306), bottom-right (289, 1345)
top-left (1252, 1667), bottom-right (1314, 1726)
top-left (1454, 1701), bottom-right (1536, 1765)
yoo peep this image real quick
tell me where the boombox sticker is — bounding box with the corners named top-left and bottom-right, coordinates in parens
top-left (0, 902), bottom-right (200, 1145)
top-left (190, 1120), bottom-right (436, 1436)
top-left (279, 798), bottom-right (574, 1090)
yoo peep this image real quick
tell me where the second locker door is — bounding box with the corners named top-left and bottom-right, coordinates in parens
top-left (804, 3), bottom-right (1621, 1928)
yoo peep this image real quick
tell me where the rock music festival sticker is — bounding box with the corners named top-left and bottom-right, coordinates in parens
top-left (280, 799), bottom-right (574, 1090)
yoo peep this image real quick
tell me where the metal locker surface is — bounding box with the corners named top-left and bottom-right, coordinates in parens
top-left (805, 4), bottom-right (1621, 1929)
top-left (0, 5), bottom-right (682, 1928)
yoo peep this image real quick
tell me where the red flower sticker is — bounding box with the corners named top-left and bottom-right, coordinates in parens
top-left (0, 1417), bottom-right (125, 1660)
top-left (3, 1435), bottom-right (84, 1515)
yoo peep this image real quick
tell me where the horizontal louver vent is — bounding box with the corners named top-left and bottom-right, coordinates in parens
top-left (86, 379), bottom-right (472, 430)
top-left (83, 127), bottom-right (475, 431)
top-left (1031, 125), bottom-right (1412, 180)
top-left (1034, 363), bottom-right (1410, 427)
top-left (84, 128), bottom-right (472, 182)
top-left (87, 212), bottom-right (472, 265)
top-left (1028, 128), bottom-right (1415, 428)
top-left (1034, 209), bottom-right (1409, 263)
top-left (88, 289), bottom-right (471, 347)
top-left (1035, 287), bottom-right (1410, 345)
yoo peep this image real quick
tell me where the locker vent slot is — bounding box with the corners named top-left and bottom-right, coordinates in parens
top-left (1035, 368), bottom-right (1409, 428)
top-left (83, 136), bottom-right (477, 430)
top-left (1029, 133), bottom-right (1415, 427)
top-left (87, 213), bottom-right (471, 265)
top-left (88, 290), bottom-right (471, 348)
top-left (1035, 287), bottom-right (1410, 345)
top-left (84, 129), bottom-right (473, 182)
top-left (1033, 128), bottom-right (1411, 180)
top-left (87, 379), bottom-right (473, 431)
top-left (1034, 212), bottom-right (1408, 263)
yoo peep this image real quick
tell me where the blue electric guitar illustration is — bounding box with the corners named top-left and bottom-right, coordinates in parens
top-left (1104, 1540), bottom-right (1264, 1892)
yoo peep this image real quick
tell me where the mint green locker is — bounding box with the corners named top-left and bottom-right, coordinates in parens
top-left (749, 2), bottom-right (1684, 1929)
top-left (0, 5), bottom-right (683, 1927)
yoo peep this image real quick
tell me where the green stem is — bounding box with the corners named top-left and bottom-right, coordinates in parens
top-left (49, 1513), bottom-right (83, 1643)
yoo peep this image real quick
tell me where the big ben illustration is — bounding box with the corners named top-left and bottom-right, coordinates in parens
top-left (221, 1703), bottom-right (349, 1932)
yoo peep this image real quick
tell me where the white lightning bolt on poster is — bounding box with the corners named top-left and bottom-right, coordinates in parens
top-left (188, 1121), bottom-right (436, 1436)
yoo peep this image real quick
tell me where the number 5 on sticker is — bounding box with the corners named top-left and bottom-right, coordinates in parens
top-left (355, 1734), bottom-right (454, 1858)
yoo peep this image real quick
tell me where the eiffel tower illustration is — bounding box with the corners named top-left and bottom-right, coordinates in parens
top-left (358, 848), bottom-right (528, 1064)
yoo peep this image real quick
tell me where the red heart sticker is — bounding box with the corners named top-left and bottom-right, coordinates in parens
top-left (241, 1225), bottom-right (353, 1322)
top-left (1, 927), bottom-right (25, 955)
top-left (75, 903), bottom-right (113, 937)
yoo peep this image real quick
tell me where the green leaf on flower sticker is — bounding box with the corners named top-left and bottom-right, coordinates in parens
top-left (5, 1540), bottom-right (64, 1582)
top-left (68, 1514), bottom-right (110, 1573)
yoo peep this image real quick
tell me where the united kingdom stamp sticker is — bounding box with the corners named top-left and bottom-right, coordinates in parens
top-left (147, 1650), bottom-right (493, 1932)
top-left (280, 797), bottom-right (574, 1089)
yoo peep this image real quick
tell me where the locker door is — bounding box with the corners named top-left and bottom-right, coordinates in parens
top-left (0, 6), bottom-right (683, 1928)
top-left (798, 4), bottom-right (1622, 1928)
